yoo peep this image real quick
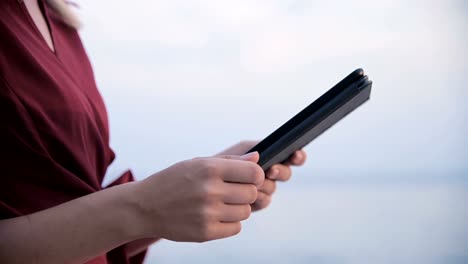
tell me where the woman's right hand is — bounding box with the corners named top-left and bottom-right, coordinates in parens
top-left (134, 152), bottom-right (264, 243)
top-left (0, 154), bottom-right (264, 263)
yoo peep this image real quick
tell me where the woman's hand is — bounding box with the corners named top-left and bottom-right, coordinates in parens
top-left (217, 141), bottom-right (307, 212)
top-left (134, 153), bottom-right (264, 243)
top-left (0, 154), bottom-right (264, 263)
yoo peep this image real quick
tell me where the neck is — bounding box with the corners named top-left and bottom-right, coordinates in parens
top-left (45, 0), bottom-right (81, 29)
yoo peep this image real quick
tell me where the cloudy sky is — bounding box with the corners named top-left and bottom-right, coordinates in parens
top-left (77, 0), bottom-right (467, 183)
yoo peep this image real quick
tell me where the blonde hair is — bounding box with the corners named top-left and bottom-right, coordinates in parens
top-left (45, 0), bottom-right (81, 30)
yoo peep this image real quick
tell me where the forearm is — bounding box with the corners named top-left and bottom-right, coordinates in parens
top-left (0, 182), bottom-right (145, 264)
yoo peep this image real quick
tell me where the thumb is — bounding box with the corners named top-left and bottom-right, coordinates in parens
top-left (216, 152), bottom-right (260, 163)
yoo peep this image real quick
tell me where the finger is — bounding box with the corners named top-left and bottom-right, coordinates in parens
top-left (217, 158), bottom-right (264, 187)
top-left (219, 204), bottom-right (252, 222)
top-left (212, 222), bottom-right (242, 240)
top-left (284, 150), bottom-right (307, 166)
top-left (239, 140), bottom-right (260, 148)
top-left (258, 179), bottom-right (276, 195)
top-left (267, 164), bottom-right (291, 182)
top-left (294, 150), bottom-right (307, 165)
top-left (251, 192), bottom-right (272, 212)
top-left (266, 167), bottom-right (280, 179)
top-left (216, 152), bottom-right (260, 163)
top-left (222, 183), bottom-right (258, 205)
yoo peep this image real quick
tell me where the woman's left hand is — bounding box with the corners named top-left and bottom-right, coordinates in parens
top-left (217, 141), bottom-right (307, 212)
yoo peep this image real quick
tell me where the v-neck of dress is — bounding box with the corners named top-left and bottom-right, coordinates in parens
top-left (18, 0), bottom-right (58, 57)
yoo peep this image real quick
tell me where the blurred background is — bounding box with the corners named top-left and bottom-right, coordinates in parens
top-left (78, 0), bottom-right (467, 263)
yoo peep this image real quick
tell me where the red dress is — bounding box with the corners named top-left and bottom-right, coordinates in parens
top-left (0, 0), bottom-right (145, 263)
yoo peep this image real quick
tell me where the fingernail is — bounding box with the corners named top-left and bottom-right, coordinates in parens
top-left (268, 168), bottom-right (280, 180)
top-left (294, 152), bottom-right (302, 163)
top-left (241, 152), bottom-right (257, 160)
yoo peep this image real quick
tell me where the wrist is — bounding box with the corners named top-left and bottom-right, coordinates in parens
top-left (124, 176), bottom-right (167, 240)
top-left (109, 182), bottom-right (150, 241)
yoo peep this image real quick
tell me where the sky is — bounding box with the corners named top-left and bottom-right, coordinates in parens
top-left (75, 1), bottom-right (468, 263)
top-left (77, 0), bottom-right (467, 183)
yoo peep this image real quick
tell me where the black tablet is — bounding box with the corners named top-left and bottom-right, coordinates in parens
top-left (246, 68), bottom-right (373, 171)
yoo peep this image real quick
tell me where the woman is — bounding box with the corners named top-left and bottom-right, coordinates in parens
top-left (0, 0), bottom-right (307, 263)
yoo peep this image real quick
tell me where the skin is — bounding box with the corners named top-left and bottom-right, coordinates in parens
top-left (125, 142), bottom-right (307, 257)
top-left (0, 150), bottom-right (306, 263)
top-left (24, 0), bottom-right (55, 52)
top-left (1, 154), bottom-right (264, 263)
top-left (217, 141), bottom-right (307, 211)
top-left (0, 1), bottom-right (308, 262)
